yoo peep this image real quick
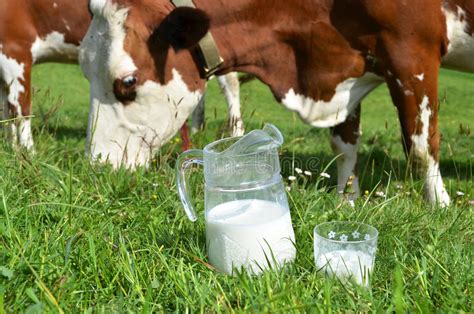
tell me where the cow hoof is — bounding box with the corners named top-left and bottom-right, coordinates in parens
top-left (426, 186), bottom-right (451, 208)
top-left (231, 120), bottom-right (245, 137)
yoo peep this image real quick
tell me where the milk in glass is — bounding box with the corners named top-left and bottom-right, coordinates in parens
top-left (316, 250), bottom-right (373, 286)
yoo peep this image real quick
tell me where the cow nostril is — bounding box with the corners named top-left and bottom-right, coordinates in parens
top-left (122, 75), bottom-right (137, 88)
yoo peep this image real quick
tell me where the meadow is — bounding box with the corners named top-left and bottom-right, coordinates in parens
top-left (0, 64), bottom-right (472, 312)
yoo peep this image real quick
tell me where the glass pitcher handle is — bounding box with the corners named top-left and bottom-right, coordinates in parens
top-left (176, 149), bottom-right (204, 222)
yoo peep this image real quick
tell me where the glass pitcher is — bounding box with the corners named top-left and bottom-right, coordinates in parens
top-left (176, 124), bottom-right (296, 275)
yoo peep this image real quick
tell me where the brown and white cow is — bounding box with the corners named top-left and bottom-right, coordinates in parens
top-left (0, 0), bottom-right (90, 150)
top-left (79, 0), bottom-right (473, 206)
top-left (0, 0), bottom-right (243, 152)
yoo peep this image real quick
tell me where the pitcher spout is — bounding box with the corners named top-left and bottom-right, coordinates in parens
top-left (221, 123), bottom-right (284, 156)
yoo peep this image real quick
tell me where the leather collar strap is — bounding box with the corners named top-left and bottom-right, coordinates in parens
top-left (171, 0), bottom-right (224, 78)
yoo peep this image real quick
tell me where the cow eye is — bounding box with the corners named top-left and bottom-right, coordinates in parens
top-left (122, 75), bottom-right (137, 88)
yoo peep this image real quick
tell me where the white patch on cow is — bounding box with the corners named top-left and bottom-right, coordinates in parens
top-left (0, 52), bottom-right (25, 110)
top-left (282, 72), bottom-right (383, 128)
top-left (425, 156), bottom-right (450, 206)
top-left (107, 10), bottom-right (137, 80)
top-left (18, 119), bottom-right (34, 151)
top-left (396, 78), bottom-right (403, 87)
top-left (331, 134), bottom-right (361, 201)
top-left (404, 89), bottom-right (414, 96)
top-left (387, 70), bottom-right (393, 77)
top-left (410, 96), bottom-right (450, 207)
top-left (442, 6), bottom-right (474, 72)
top-left (414, 73), bottom-right (424, 81)
top-left (411, 96), bottom-right (431, 158)
top-left (89, 0), bottom-right (112, 16)
top-left (53, 2), bottom-right (57, 8)
top-left (80, 5), bottom-right (136, 80)
top-left (31, 32), bottom-right (79, 63)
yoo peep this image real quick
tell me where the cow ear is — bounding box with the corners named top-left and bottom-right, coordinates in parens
top-left (162, 7), bottom-right (210, 50)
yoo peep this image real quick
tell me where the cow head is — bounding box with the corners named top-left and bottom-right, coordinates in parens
top-left (79, 0), bottom-right (210, 168)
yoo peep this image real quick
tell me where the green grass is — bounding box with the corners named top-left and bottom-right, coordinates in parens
top-left (0, 64), bottom-right (473, 312)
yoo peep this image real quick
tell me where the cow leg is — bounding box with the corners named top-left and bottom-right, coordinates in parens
top-left (217, 73), bottom-right (244, 137)
top-left (330, 104), bottom-right (361, 201)
top-left (179, 122), bottom-right (191, 151)
top-left (191, 92), bottom-right (205, 134)
top-left (17, 65), bottom-right (34, 152)
top-left (1, 83), bottom-right (8, 133)
top-left (384, 49), bottom-right (450, 206)
top-left (0, 53), bottom-right (34, 151)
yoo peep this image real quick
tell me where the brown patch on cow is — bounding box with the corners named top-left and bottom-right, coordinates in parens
top-left (330, 104), bottom-right (361, 145)
top-left (116, 2), bottom-right (207, 92)
top-left (179, 121), bottom-right (191, 151)
top-left (427, 100), bottom-right (441, 161)
top-left (18, 69), bottom-right (32, 116)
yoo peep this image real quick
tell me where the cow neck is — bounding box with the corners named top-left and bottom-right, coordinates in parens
top-left (171, 0), bottom-right (224, 78)
top-left (192, 0), bottom-right (295, 98)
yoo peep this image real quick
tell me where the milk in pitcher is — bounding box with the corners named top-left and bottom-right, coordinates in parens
top-left (206, 199), bottom-right (296, 274)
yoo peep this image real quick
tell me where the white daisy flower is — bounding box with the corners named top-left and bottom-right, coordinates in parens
top-left (456, 191), bottom-right (465, 197)
top-left (328, 231), bottom-right (336, 239)
top-left (304, 170), bottom-right (312, 176)
top-left (375, 191), bottom-right (386, 197)
top-left (352, 231), bottom-right (361, 239)
top-left (295, 167), bottom-right (303, 174)
top-left (320, 172), bottom-right (331, 179)
top-left (364, 234), bottom-right (371, 241)
top-left (396, 184), bottom-right (403, 189)
top-left (152, 183), bottom-right (159, 187)
top-left (340, 234), bottom-right (348, 242)
top-left (286, 186), bottom-right (291, 192)
top-left (288, 175), bottom-right (297, 181)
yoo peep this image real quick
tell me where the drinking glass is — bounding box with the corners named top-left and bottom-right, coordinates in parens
top-left (314, 221), bottom-right (378, 286)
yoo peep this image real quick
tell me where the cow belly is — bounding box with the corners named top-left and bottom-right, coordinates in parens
top-left (282, 72), bottom-right (383, 128)
top-left (442, 7), bottom-right (474, 72)
top-left (31, 32), bottom-right (79, 64)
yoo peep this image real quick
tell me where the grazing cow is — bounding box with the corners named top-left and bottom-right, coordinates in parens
top-left (0, 0), bottom-right (90, 150)
top-left (79, 0), bottom-right (473, 206)
top-left (0, 0), bottom-right (243, 152)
